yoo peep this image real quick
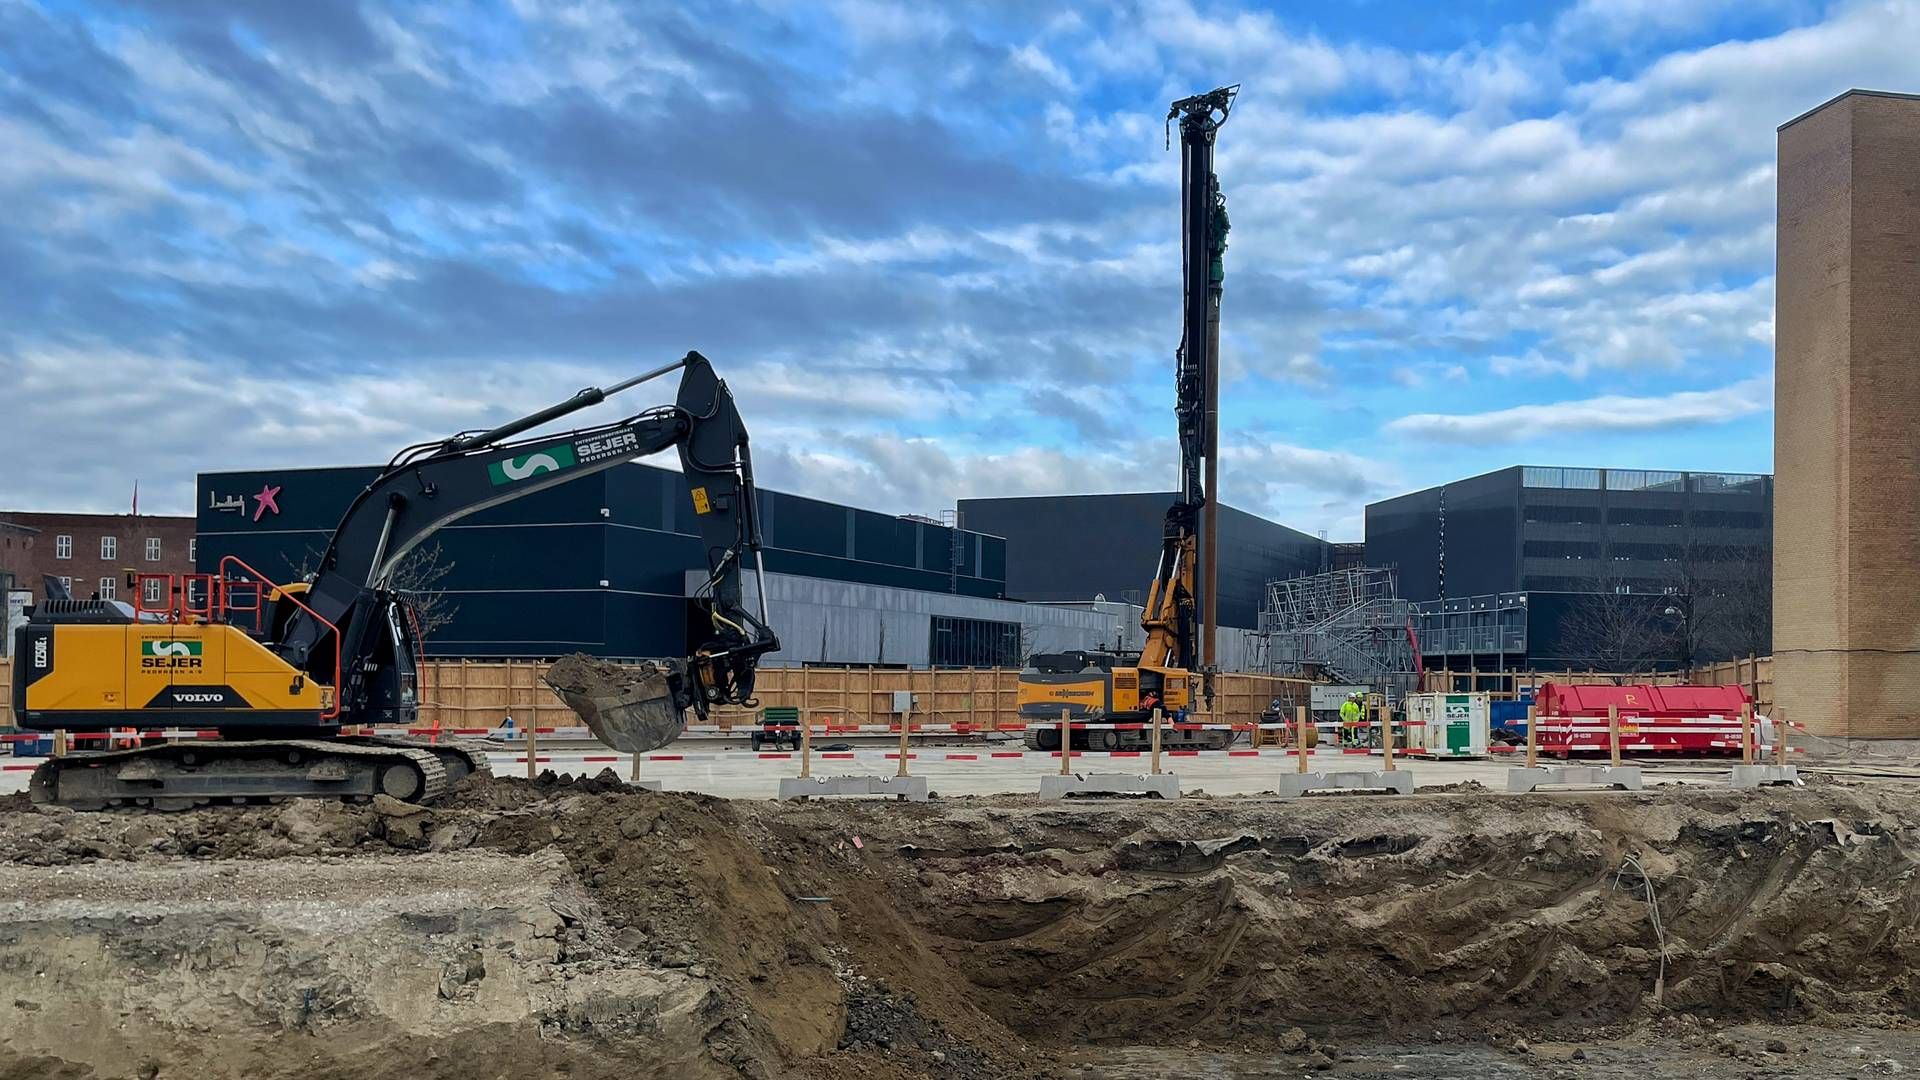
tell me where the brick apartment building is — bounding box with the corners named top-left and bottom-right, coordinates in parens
top-left (0, 511), bottom-right (197, 617)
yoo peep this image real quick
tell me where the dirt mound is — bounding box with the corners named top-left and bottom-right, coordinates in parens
top-left (733, 786), bottom-right (1920, 1053)
top-left (0, 850), bottom-right (730, 1079)
top-left (2, 780), bottom-right (1919, 1078)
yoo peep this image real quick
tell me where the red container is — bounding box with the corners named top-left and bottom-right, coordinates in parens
top-left (1532, 683), bottom-right (1754, 756)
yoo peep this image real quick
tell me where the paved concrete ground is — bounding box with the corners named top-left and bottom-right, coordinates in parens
top-left (0, 744), bottom-right (1763, 799)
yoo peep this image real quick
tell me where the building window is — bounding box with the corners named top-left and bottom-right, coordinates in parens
top-left (929, 615), bottom-right (1022, 667)
top-left (55, 534), bottom-right (72, 559)
top-left (57, 575), bottom-right (71, 590)
top-left (143, 577), bottom-right (165, 605)
top-left (101, 536), bottom-right (117, 561)
top-left (1609, 507), bottom-right (1684, 527)
top-left (1523, 540), bottom-right (1600, 560)
top-left (98, 577), bottom-right (116, 601)
top-left (145, 537), bottom-right (161, 561)
top-left (1523, 504), bottom-right (1597, 525)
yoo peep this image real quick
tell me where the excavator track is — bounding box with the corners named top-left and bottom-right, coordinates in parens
top-left (27, 738), bottom-right (488, 811)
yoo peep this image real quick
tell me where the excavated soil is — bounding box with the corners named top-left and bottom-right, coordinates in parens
top-left (1, 778), bottom-right (1918, 1078)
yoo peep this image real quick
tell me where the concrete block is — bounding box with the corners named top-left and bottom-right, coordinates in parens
top-left (1729, 764), bottom-right (1802, 789)
top-left (1505, 765), bottom-right (1642, 794)
top-left (626, 780), bottom-right (664, 792)
top-left (1037, 772), bottom-right (1181, 800)
top-left (1273, 770), bottom-right (1414, 798)
top-left (777, 775), bottom-right (930, 802)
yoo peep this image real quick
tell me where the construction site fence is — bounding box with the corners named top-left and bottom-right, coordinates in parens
top-left (0, 655), bottom-right (1773, 730)
top-left (0, 660), bottom-right (1320, 731)
top-left (1419, 654), bottom-right (1773, 712)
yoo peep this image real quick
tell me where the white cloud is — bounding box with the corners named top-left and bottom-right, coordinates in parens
top-left (1553, 0), bottom-right (1769, 45)
top-left (1386, 374), bottom-right (1772, 443)
top-left (1009, 44), bottom-right (1074, 92)
top-left (1, 0), bottom-right (1864, 536)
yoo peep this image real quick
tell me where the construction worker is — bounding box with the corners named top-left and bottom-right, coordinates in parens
top-left (1339, 693), bottom-right (1363, 748)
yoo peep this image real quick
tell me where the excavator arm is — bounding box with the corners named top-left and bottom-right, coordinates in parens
top-left (269, 350), bottom-right (778, 735)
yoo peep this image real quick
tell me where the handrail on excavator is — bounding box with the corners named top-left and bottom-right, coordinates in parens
top-left (217, 555), bottom-right (343, 721)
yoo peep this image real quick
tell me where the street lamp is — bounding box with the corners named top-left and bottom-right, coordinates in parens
top-left (1663, 598), bottom-right (1693, 674)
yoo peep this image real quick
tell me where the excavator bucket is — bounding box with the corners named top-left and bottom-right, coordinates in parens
top-left (543, 654), bottom-right (688, 754)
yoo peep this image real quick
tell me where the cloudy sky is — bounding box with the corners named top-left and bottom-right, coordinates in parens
top-left (1, 0), bottom-right (1912, 537)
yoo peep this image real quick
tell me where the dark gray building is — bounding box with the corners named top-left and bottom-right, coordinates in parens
top-left (197, 462), bottom-right (1019, 660)
top-left (956, 493), bottom-right (1329, 630)
top-left (1368, 466), bottom-right (1773, 599)
top-left (1372, 467), bottom-right (1774, 669)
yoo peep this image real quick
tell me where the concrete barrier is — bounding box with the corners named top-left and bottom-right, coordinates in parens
top-left (1038, 709), bottom-right (1182, 800)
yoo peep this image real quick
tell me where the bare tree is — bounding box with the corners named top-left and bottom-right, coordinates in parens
top-left (1554, 582), bottom-right (1684, 677)
top-left (1676, 543), bottom-right (1771, 664)
top-left (390, 542), bottom-right (460, 640)
top-left (280, 541), bottom-right (460, 642)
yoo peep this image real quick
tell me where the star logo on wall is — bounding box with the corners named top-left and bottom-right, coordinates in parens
top-left (252, 484), bottom-right (282, 522)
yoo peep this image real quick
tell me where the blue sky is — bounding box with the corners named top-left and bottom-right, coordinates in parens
top-left (1, 0), bottom-right (1912, 537)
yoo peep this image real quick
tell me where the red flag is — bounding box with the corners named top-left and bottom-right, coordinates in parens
top-left (131, 480), bottom-right (138, 518)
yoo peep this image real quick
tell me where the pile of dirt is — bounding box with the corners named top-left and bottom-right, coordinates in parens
top-left (1, 778), bottom-right (1918, 1078)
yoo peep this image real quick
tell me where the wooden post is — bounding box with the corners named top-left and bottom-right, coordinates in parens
top-left (1608, 704), bottom-right (1622, 768)
top-left (525, 720), bottom-right (538, 780)
top-left (52, 729), bottom-right (68, 758)
top-left (1525, 704), bottom-right (1538, 769)
top-left (897, 710), bottom-right (911, 778)
top-left (800, 712), bottom-right (813, 779)
top-left (1059, 708), bottom-right (1072, 776)
top-left (1380, 701), bottom-right (1395, 772)
top-left (1773, 705), bottom-right (1787, 766)
top-left (1741, 703), bottom-right (1755, 765)
top-left (1151, 707), bottom-right (1164, 776)
top-left (1295, 705), bottom-right (1310, 774)
top-left (630, 747), bottom-right (642, 784)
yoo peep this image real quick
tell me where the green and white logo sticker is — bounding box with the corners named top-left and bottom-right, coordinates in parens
top-left (142, 639), bottom-right (203, 658)
top-left (488, 444), bottom-right (578, 486)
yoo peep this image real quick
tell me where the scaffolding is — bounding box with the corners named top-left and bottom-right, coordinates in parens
top-left (1259, 567), bottom-right (1419, 697)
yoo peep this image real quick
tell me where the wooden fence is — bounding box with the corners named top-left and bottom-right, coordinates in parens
top-left (1422, 654), bottom-right (1773, 712)
top-left (415, 662), bottom-right (1317, 731)
top-left (0, 654), bottom-right (1775, 729)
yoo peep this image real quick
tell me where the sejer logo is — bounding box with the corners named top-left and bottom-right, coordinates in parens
top-left (575, 429), bottom-right (640, 464)
top-left (488, 444), bottom-right (578, 486)
top-left (141, 639), bottom-right (204, 670)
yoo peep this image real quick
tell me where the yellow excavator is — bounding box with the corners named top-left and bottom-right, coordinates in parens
top-left (1018, 86), bottom-right (1236, 753)
top-left (12, 351), bottom-right (779, 808)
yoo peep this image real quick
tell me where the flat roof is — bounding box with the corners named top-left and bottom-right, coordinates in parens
top-left (1780, 88), bottom-right (1920, 131)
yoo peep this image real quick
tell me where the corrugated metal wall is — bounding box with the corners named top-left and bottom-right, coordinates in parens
top-left (1041, 599), bottom-right (1266, 672)
top-left (699, 571), bottom-right (1112, 667)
